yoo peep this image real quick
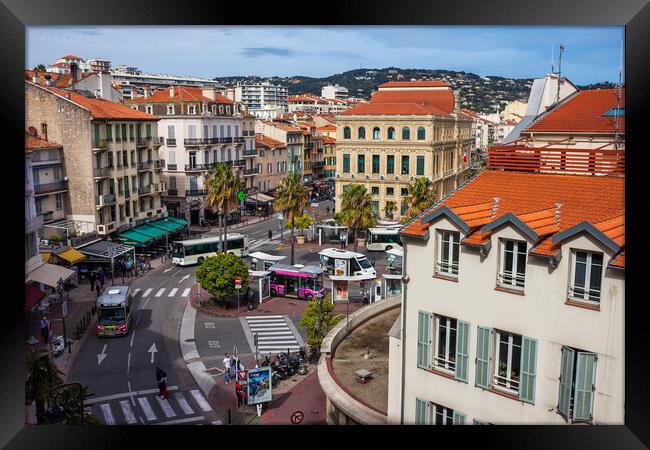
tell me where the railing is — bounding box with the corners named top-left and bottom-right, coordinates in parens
top-left (496, 271), bottom-right (525, 290)
top-left (31, 153), bottom-right (62, 163)
top-left (243, 167), bottom-right (260, 176)
top-left (435, 260), bottom-right (459, 277)
top-left (154, 160), bottom-right (165, 170)
top-left (167, 189), bottom-right (178, 196)
top-left (166, 138), bottom-right (177, 146)
top-left (132, 185), bottom-right (138, 193)
top-left (232, 159), bottom-right (245, 167)
top-left (242, 149), bottom-right (258, 157)
top-left (167, 164), bottom-right (178, 171)
top-left (568, 284), bottom-right (601, 303)
top-left (184, 138), bottom-right (204, 146)
top-left (220, 137), bottom-right (233, 144)
top-left (34, 180), bottom-right (69, 194)
top-left (233, 137), bottom-right (245, 143)
top-left (95, 193), bottom-right (116, 206)
top-left (93, 167), bottom-right (110, 178)
top-left (185, 189), bottom-right (207, 196)
top-left (312, 160), bottom-right (325, 168)
top-left (136, 137), bottom-right (151, 146)
top-left (139, 185), bottom-right (152, 195)
top-left (116, 163), bottom-right (123, 169)
top-left (184, 164), bottom-right (210, 171)
top-left (123, 190), bottom-right (130, 199)
top-left (152, 137), bottom-right (164, 146)
top-left (137, 161), bottom-right (153, 171)
top-left (488, 146), bottom-right (625, 176)
top-left (38, 211), bottom-right (54, 222)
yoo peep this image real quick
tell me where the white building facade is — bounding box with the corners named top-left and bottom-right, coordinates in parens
top-left (235, 81), bottom-right (289, 119)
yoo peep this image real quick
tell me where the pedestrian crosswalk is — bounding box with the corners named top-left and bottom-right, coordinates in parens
top-left (131, 287), bottom-right (191, 299)
top-left (248, 237), bottom-right (274, 251)
top-left (88, 388), bottom-right (211, 425)
top-left (246, 315), bottom-right (302, 355)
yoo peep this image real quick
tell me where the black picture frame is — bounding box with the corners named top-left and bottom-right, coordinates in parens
top-left (2, 0), bottom-right (648, 447)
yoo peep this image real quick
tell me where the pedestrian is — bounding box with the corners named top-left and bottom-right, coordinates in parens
top-left (95, 279), bottom-right (101, 298)
top-left (88, 270), bottom-right (96, 291)
top-left (156, 367), bottom-right (169, 399)
top-left (97, 267), bottom-right (105, 290)
top-left (235, 380), bottom-right (247, 407)
top-left (223, 352), bottom-right (232, 384)
top-left (40, 316), bottom-right (50, 343)
top-left (268, 229), bottom-right (273, 240)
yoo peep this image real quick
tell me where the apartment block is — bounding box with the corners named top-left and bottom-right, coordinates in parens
top-left (255, 121), bottom-right (304, 178)
top-left (235, 81), bottom-right (288, 120)
top-left (252, 134), bottom-right (289, 192)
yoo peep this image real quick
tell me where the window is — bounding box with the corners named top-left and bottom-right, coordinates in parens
top-left (402, 127), bottom-right (410, 140)
top-left (498, 240), bottom-right (527, 290)
top-left (387, 155), bottom-right (395, 174)
top-left (569, 250), bottom-right (603, 303)
top-left (358, 127), bottom-right (366, 139)
top-left (121, 124), bottom-right (127, 141)
top-left (188, 105), bottom-right (196, 114)
top-left (417, 127), bottom-right (426, 140)
top-left (434, 316), bottom-right (457, 372)
top-left (401, 155), bottom-right (410, 175)
top-left (436, 230), bottom-right (460, 276)
top-left (372, 201), bottom-right (379, 215)
top-left (106, 124), bottom-right (112, 141)
top-left (494, 330), bottom-right (522, 394)
top-left (372, 127), bottom-right (380, 140)
top-left (372, 155), bottom-right (380, 174)
top-left (417, 156), bottom-right (425, 176)
top-left (371, 186), bottom-right (379, 196)
top-left (400, 202), bottom-right (408, 216)
top-left (558, 346), bottom-right (597, 423)
top-left (357, 155), bottom-right (365, 173)
top-left (167, 104), bottom-right (175, 115)
top-left (55, 193), bottom-right (63, 210)
top-left (387, 127), bottom-right (395, 140)
top-left (415, 399), bottom-right (466, 425)
top-left (343, 127), bottom-right (350, 139)
top-left (168, 150), bottom-right (176, 165)
top-left (129, 124), bottom-right (134, 141)
top-left (145, 105), bottom-right (153, 115)
top-left (167, 125), bottom-right (175, 140)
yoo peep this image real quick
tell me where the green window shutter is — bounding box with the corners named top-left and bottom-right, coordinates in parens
top-left (417, 156), bottom-right (425, 176)
top-left (106, 124), bottom-right (112, 140)
top-left (472, 419), bottom-right (486, 425)
top-left (415, 398), bottom-right (428, 425)
top-left (519, 336), bottom-right (538, 404)
top-left (343, 154), bottom-right (350, 173)
top-left (557, 346), bottom-right (575, 418)
top-left (453, 411), bottom-right (466, 425)
top-left (475, 326), bottom-right (492, 389)
top-left (573, 352), bottom-right (597, 422)
top-left (455, 320), bottom-right (470, 383)
top-left (146, 124), bottom-right (151, 138)
top-left (417, 311), bottom-right (431, 369)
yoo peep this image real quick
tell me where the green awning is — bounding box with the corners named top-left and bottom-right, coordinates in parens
top-left (118, 230), bottom-right (154, 246)
top-left (149, 219), bottom-right (183, 233)
top-left (166, 217), bottom-right (188, 227)
top-left (136, 224), bottom-right (167, 239)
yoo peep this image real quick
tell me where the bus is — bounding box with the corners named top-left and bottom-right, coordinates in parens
top-left (268, 264), bottom-right (325, 300)
top-left (366, 227), bottom-right (402, 251)
top-left (96, 286), bottom-right (133, 337)
top-left (171, 234), bottom-right (249, 266)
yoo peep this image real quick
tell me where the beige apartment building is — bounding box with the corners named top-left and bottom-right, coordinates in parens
top-left (251, 134), bottom-right (288, 192)
top-left (25, 81), bottom-right (166, 236)
top-left (256, 121), bottom-right (304, 178)
top-left (335, 81), bottom-right (473, 218)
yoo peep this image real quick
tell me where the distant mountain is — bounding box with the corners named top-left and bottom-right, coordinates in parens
top-left (214, 68), bottom-right (615, 115)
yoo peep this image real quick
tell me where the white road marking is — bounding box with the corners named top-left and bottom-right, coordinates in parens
top-left (130, 329), bottom-right (136, 347)
top-left (119, 400), bottom-right (137, 424)
top-left (190, 390), bottom-right (212, 412)
top-left (255, 331), bottom-right (292, 336)
top-left (156, 396), bottom-right (177, 418)
top-left (127, 381), bottom-right (135, 406)
top-left (148, 343), bottom-right (158, 363)
top-left (178, 274), bottom-right (190, 284)
top-left (127, 352), bottom-right (131, 374)
top-left (208, 341), bottom-right (220, 348)
top-left (133, 288), bottom-right (141, 296)
top-left (204, 322), bottom-right (215, 329)
top-left (182, 288), bottom-right (191, 297)
top-left (168, 288), bottom-right (178, 297)
top-left (97, 344), bottom-right (108, 366)
top-left (143, 288), bottom-right (153, 297)
top-left (247, 315), bottom-right (283, 319)
top-left (248, 327), bottom-right (291, 332)
top-left (153, 416), bottom-right (205, 426)
top-left (99, 403), bottom-right (115, 425)
top-left (137, 397), bottom-right (157, 422)
top-left (139, 416), bottom-right (145, 424)
top-left (164, 267), bottom-right (173, 273)
top-left (155, 288), bottom-right (166, 297)
top-left (174, 392), bottom-right (195, 415)
top-left (142, 298), bottom-right (150, 309)
top-left (85, 386), bottom-right (179, 405)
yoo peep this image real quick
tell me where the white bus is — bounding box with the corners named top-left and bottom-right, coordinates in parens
top-left (171, 234), bottom-right (249, 266)
top-left (366, 227), bottom-right (402, 251)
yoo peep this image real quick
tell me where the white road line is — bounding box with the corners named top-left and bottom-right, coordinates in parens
top-left (127, 381), bottom-right (135, 406)
top-left (254, 331), bottom-right (293, 336)
top-left (139, 416), bottom-right (145, 424)
top-left (137, 397), bottom-right (157, 422)
top-left (143, 288), bottom-right (153, 297)
top-left (182, 288), bottom-right (191, 297)
top-left (249, 327), bottom-right (291, 332)
top-left (156, 396), bottom-right (177, 418)
top-left (257, 337), bottom-right (299, 342)
top-left (190, 390), bottom-right (213, 412)
top-left (127, 353), bottom-right (131, 374)
top-left (246, 315), bottom-right (284, 319)
top-left (130, 329), bottom-right (136, 347)
top-left (99, 403), bottom-right (115, 425)
top-left (133, 288), bottom-right (141, 296)
top-left (155, 288), bottom-right (166, 297)
top-left (85, 386), bottom-right (179, 405)
top-left (119, 400), bottom-right (137, 424)
top-left (153, 416), bottom-right (205, 426)
top-left (168, 288), bottom-right (178, 297)
top-left (141, 298), bottom-right (150, 309)
top-left (174, 392), bottom-right (195, 415)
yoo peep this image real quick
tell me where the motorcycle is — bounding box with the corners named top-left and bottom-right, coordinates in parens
top-left (51, 335), bottom-right (65, 357)
top-left (298, 347), bottom-right (320, 365)
top-left (278, 351), bottom-right (308, 376)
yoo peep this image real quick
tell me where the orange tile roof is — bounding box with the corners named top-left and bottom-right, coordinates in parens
top-left (26, 70), bottom-right (94, 88)
top-left (127, 86), bottom-right (233, 104)
top-left (46, 87), bottom-right (159, 121)
top-left (25, 132), bottom-right (62, 151)
top-left (316, 124), bottom-right (337, 131)
top-left (340, 88), bottom-right (454, 116)
top-left (526, 89), bottom-right (624, 134)
top-left (401, 170), bottom-right (624, 265)
top-left (609, 251), bottom-right (625, 268)
top-left (379, 80), bottom-right (449, 88)
top-left (263, 121), bottom-right (302, 133)
top-left (255, 133), bottom-right (286, 149)
top-left (322, 136), bottom-right (336, 144)
top-left (60, 55), bottom-right (82, 60)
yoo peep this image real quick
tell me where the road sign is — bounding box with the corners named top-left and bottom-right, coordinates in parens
top-left (237, 369), bottom-right (249, 381)
top-left (234, 277), bottom-right (242, 290)
top-left (291, 411), bottom-right (304, 424)
top-left (237, 191), bottom-right (246, 201)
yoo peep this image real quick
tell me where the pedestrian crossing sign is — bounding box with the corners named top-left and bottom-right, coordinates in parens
top-left (237, 370), bottom-right (249, 381)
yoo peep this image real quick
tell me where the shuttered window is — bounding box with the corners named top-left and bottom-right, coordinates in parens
top-left (417, 311), bottom-right (431, 369)
top-left (455, 320), bottom-right (470, 383)
top-left (557, 346), bottom-right (575, 418)
top-left (519, 336), bottom-right (538, 404)
top-left (452, 411), bottom-right (466, 425)
top-left (573, 352), bottom-right (597, 422)
top-left (417, 156), bottom-right (425, 175)
top-left (415, 398), bottom-right (429, 425)
top-left (475, 326), bottom-right (492, 389)
top-left (343, 154), bottom-right (350, 173)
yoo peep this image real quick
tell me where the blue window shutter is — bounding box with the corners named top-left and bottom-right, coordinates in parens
top-left (455, 320), bottom-right (470, 383)
top-left (453, 411), bottom-right (466, 425)
top-left (415, 398), bottom-right (428, 424)
top-left (557, 346), bottom-right (575, 418)
top-left (417, 312), bottom-right (431, 368)
top-left (475, 326), bottom-right (492, 389)
top-left (573, 352), bottom-right (597, 422)
top-left (519, 336), bottom-right (538, 404)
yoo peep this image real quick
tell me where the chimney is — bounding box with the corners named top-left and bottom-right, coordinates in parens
top-left (201, 87), bottom-right (216, 100)
top-left (491, 197), bottom-right (500, 218)
top-left (44, 74), bottom-right (52, 86)
top-left (40, 122), bottom-right (48, 141)
top-left (143, 85), bottom-right (150, 99)
top-left (32, 74), bottom-right (38, 84)
top-left (555, 203), bottom-right (562, 227)
top-left (70, 62), bottom-right (81, 82)
top-left (169, 86), bottom-right (175, 98)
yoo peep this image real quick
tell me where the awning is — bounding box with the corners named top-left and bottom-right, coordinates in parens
top-left (136, 224), bottom-right (167, 239)
top-left (40, 252), bottom-right (52, 263)
top-left (118, 230), bottom-right (155, 246)
top-left (166, 217), bottom-right (188, 227)
top-left (25, 263), bottom-right (75, 288)
top-left (57, 248), bottom-right (87, 264)
top-left (148, 219), bottom-right (182, 233)
top-left (76, 240), bottom-right (135, 259)
top-left (25, 284), bottom-right (46, 312)
top-left (246, 193), bottom-right (274, 203)
top-left (248, 252), bottom-right (286, 262)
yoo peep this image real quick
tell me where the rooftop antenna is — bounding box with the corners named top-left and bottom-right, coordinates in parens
top-left (551, 45), bottom-right (555, 74)
top-left (614, 38), bottom-right (623, 147)
top-left (556, 44), bottom-right (565, 104)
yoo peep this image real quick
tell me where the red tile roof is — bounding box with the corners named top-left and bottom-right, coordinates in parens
top-left (255, 133), bottom-right (286, 149)
top-left (316, 124), bottom-right (337, 131)
top-left (26, 70), bottom-right (94, 88)
top-left (526, 89), bottom-right (624, 134)
top-left (401, 170), bottom-right (624, 266)
top-left (127, 86), bottom-right (233, 104)
top-left (340, 87), bottom-right (454, 116)
top-left (322, 136), bottom-right (336, 144)
top-left (60, 55), bottom-right (82, 60)
top-left (46, 87), bottom-right (159, 121)
top-left (379, 80), bottom-right (449, 88)
top-left (262, 121), bottom-right (303, 133)
top-left (25, 132), bottom-right (62, 151)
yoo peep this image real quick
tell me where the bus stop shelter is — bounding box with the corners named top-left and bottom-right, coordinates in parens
top-left (315, 223), bottom-right (349, 246)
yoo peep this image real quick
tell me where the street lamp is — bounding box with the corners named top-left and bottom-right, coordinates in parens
top-left (314, 292), bottom-right (323, 343)
top-left (164, 217), bottom-right (169, 262)
top-left (106, 237), bottom-right (114, 286)
top-left (57, 278), bottom-right (69, 354)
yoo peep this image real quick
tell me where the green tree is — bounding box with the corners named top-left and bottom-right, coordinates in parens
top-left (383, 200), bottom-right (397, 219)
top-left (292, 213), bottom-right (316, 236)
top-left (196, 253), bottom-right (249, 304)
top-left (25, 352), bottom-right (65, 424)
top-left (405, 177), bottom-right (437, 221)
top-left (205, 163), bottom-right (241, 253)
top-left (299, 293), bottom-right (342, 347)
top-left (338, 184), bottom-right (376, 252)
top-left (33, 64), bottom-right (46, 72)
top-left (274, 173), bottom-right (309, 264)
top-left (53, 384), bottom-right (100, 425)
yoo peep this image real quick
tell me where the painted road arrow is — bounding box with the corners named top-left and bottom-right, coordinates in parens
top-left (178, 274), bottom-right (190, 284)
top-left (148, 343), bottom-right (158, 363)
top-left (163, 267), bottom-right (173, 273)
top-left (97, 344), bottom-right (108, 366)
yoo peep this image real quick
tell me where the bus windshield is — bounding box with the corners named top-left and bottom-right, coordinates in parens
top-left (98, 306), bottom-right (126, 325)
top-left (172, 243), bottom-right (185, 258)
top-left (358, 258), bottom-right (373, 269)
top-left (309, 275), bottom-right (323, 291)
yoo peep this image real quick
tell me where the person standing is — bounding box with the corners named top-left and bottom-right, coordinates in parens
top-left (40, 317), bottom-right (50, 343)
top-left (95, 279), bottom-right (101, 298)
top-left (156, 367), bottom-right (169, 399)
top-left (97, 267), bottom-right (105, 290)
top-left (268, 229), bottom-right (273, 241)
top-left (223, 352), bottom-right (232, 384)
top-left (88, 270), bottom-right (96, 292)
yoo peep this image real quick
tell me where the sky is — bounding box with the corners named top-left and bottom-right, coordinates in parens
top-left (26, 26), bottom-right (624, 85)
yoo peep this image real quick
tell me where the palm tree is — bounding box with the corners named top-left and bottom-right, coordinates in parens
top-left (339, 184), bottom-right (376, 252)
top-left (383, 201), bottom-right (397, 220)
top-left (274, 174), bottom-right (309, 265)
top-left (25, 351), bottom-right (65, 424)
top-left (205, 164), bottom-right (241, 253)
top-left (405, 177), bottom-right (437, 220)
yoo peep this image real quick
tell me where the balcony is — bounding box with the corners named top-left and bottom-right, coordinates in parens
top-left (232, 159), bottom-right (245, 167)
top-left (31, 153), bottom-right (62, 165)
top-left (242, 149), bottom-right (258, 158)
top-left (167, 164), bottom-right (178, 171)
top-left (139, 184), bottom-right (153, 195)
top-left (38, 211), bottom-right (54, 223)
top-left (184, 138), bottom-right (203, 146)
top-left (166, 138), bottom-right (177, 146)
top-left (312, 160), bottom-right (325, 168)
top-left (167, 188), bottom-right (178, 196)
top-left (185, 189), bottom-right (207, 196)
top-left (243, 167), bottom-right (260, 176)
top-left (137, 161), bottom-right (153, 171)
top-left (152, 137), bottom-right (164, 147)
top-left (185, 164), bottom-right (209, 172)
top-left (233, 137), bottom-right (245, 144)
top-left (34, 180), bottom-right (69, 195)
top-left (136, 137), bottom-right (151, 147)
top-left (93, 166), bottom-right (110, 178)
top-left (154, 160), bottom-right (165, 170)
top-left (95, 193), bottom-right (116, 207)
top-left (220, 137), bottom-right (233, 144)
top-left (92, 139), bottom-right (108, 151)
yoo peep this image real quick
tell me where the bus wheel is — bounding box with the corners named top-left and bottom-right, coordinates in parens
top-left (385, 245), bottom-right (393, 251)
top-left (197, 257), bottom-right (204, 265)
top-left (270, 289), bottom-right (277, 297)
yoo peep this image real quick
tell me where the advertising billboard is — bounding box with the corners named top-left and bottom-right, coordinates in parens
top-left (247, 366), bottom-right (272, 405)
top-left (334, 280), bottom-right (348, 302)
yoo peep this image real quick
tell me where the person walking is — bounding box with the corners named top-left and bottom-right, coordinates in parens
top-left (88, 270), bottom-right (96, 292)
top-left (95, 279), bottom-right (102, 298)
top-left (223, 352), bottom-right (232, 384)
top-left (97, 267), bottom-right (105, 290)
top-left (40, 317), bottom-right (50, 343)
top-left (156, 367), bottom-right (169, 399)
top-left (268, 229), bottom-right (273, 241)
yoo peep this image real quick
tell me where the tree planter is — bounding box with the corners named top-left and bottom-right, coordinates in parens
top-left (296, 235), bottom-right (306, 245)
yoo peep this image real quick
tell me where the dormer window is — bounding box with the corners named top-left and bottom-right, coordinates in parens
top-left (145, 105), bottom-right (153, 114)
top-left (167, 104), bottom-right (175, 115)
top-left (188, 105), bottom-right (196, 115)
top-left (568, 250), bottom-right (603, 303)
top-left (497, 239), bottom-right (527, 290)
top-left (226, 106), bottom-right (231, 115)
top-left (211, 104), bottom-right (217, 115)
top-left (219, 105), bottom-right (224, 115)
top-left (435, 230), bottom-right (460, 277)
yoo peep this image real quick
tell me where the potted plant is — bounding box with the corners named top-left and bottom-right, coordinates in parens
top-left (293, 213), bottom-right (316, 245)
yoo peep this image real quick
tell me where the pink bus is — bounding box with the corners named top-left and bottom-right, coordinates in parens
top-left (268, 264), bottom-right (324, 300)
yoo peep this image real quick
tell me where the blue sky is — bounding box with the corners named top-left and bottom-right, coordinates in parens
top-left (26, 26), bottom-right (624, 84)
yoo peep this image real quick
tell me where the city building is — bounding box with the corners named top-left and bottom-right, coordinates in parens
top-left (335, 80), bottom-right (474, 218)
top-left (389, 148), bottom-right (624, 425)
top-left (500, 100), bottom-right (528, 123)
top-left (252, 134), bottom-right (289, 192)
top-left (495, 119), bottom-right (517, 143)
top-left (234, 81), bottom-right (288, 120)
top-left (125, 86), bottom-right (251, 225)
top-left (26, 64), bottom-right (122, 103)
top-left (256, 121), bottom-right (303, 178)
top-left (322, 84), bottom-right (349, 100)
top-left (26, 81), bottom-right (166, 236)
top-left (322, 135), bottom-right (337, 179)
top-left (288, 93), bottom-right (349, 114)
